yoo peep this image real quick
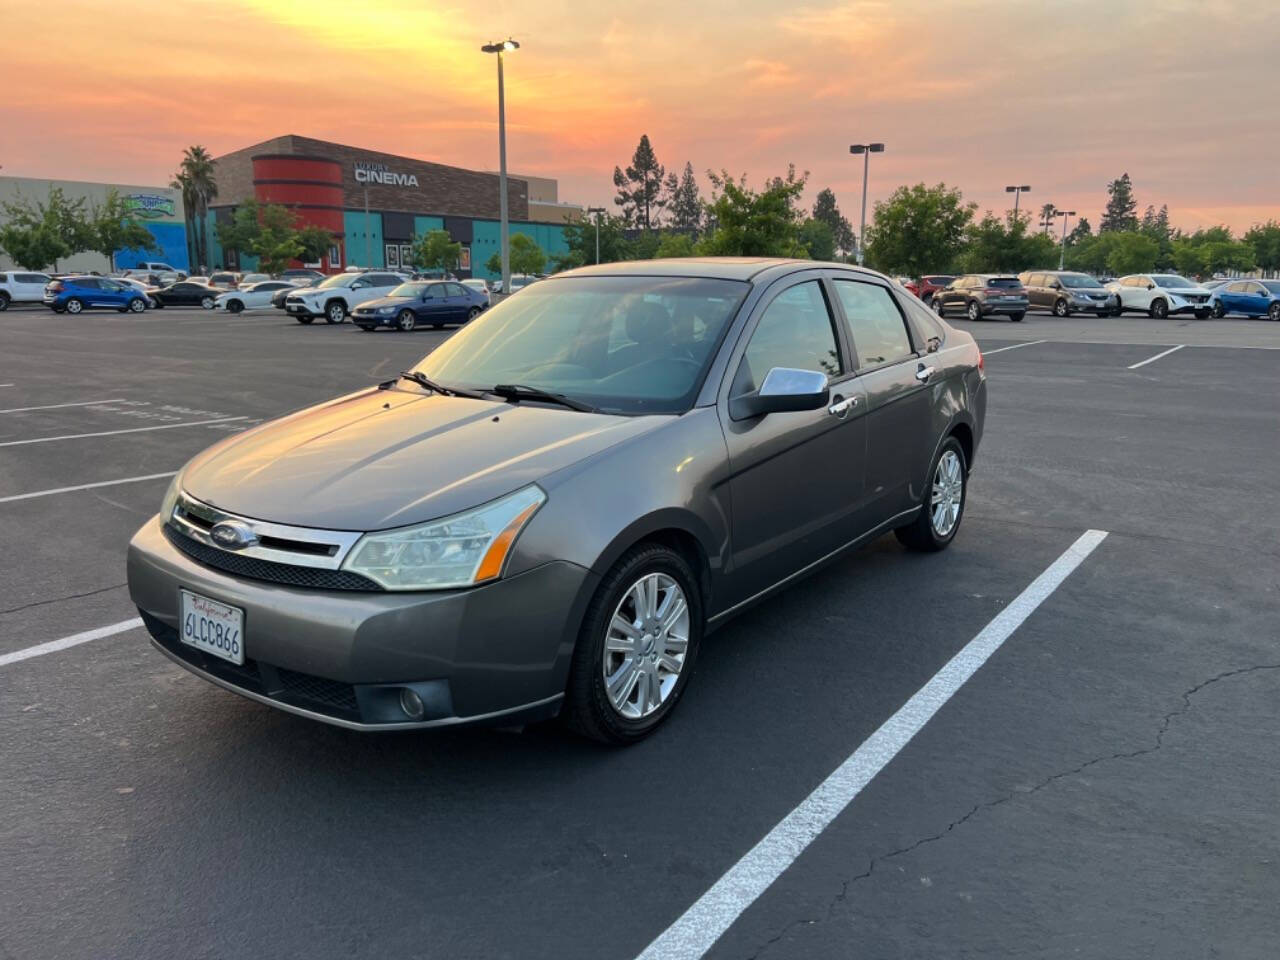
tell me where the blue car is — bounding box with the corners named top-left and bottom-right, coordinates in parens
top-left (350, 279), bottom-right (488, 332)
top-left (1210, 279), bottom-right (1280, 320)
top-left (44, 276), bottom-right (149, 314)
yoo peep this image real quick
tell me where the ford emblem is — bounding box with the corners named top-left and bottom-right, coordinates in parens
top-left (210, 520), bottom-right (258, 551)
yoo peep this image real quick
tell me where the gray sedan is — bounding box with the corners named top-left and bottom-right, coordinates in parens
top-left (127, 258), bottom-right (987, 743)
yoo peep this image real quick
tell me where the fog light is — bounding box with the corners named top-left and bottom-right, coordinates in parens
top-left (399, 687), bottom-right (425, 721)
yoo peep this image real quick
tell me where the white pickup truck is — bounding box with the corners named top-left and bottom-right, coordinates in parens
top-left (283, 271), bottom-right (407, 324)
top-left (125, 262), bottom-right (186, 285)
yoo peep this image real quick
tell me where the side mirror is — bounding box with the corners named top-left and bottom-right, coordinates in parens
top-left (731, 367), bottom-right (829, 420)
top-left (1050, 281), bottom-right (1061, 289)
top-left (1147, 283), bottom-right (1155, 290)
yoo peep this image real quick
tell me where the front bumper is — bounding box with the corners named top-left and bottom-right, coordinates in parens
top-left (352, 310), bottom-right (395, 327)
top-left (127, 516), bottom-right (596, 730)
top-left (1167, 299), bottom-right (1209, 315)
top-left (285, 301), bottom-right (320, 318)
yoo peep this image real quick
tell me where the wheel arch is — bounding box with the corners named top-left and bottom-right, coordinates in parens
top-left (589, 511), bottom-right (717, 618)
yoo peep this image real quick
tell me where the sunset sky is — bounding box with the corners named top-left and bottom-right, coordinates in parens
top-left (2, 0), bottom-right (1276, 233)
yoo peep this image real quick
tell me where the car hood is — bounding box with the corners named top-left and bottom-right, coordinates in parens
top-left (353, 295), bottom-right (414, 311)
top-left (180, 387), bottom-right (666, 531)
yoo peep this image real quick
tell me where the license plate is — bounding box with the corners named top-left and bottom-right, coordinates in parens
top-left (180, 589), bottom-right (245, 665)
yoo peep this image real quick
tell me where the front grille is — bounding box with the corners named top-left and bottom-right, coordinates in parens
top-left (164, 523), bottom-right (383, 591)
top-left (277, 668), bottom-right (359, 712)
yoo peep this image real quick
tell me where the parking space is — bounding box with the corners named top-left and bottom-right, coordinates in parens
top-left (1, 307), bottom-right (1277, 959)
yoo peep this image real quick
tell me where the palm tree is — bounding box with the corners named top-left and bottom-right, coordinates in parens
top-left (176, 146), bottom-right (218, 270)
top-left (170, 170), bottom-right (198, 269)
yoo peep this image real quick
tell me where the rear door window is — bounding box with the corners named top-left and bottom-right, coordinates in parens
top-left (832, 280), bottom-right (915, 369)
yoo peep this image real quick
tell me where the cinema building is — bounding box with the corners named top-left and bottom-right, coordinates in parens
top-left (208, 135), bottom-right (581, 278)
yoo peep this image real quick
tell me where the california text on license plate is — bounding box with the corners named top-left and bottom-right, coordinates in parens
top-left (180, 589), bottom-right (245, 665)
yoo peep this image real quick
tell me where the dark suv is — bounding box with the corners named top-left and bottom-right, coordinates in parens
top-left (1019, 270), bottom-right (1118, 317)
top-left (933, 275), bottom-right (1028, 322)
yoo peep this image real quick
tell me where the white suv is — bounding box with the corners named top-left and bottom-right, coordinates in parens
top-left (284, 271), bottom-right (406, 324)
top-left (1107, 274), bottom-right (1212, 319)
top-left (126, 262), bottom-right (185, 285)
top-left (0, 271), bottom-right (52, 310)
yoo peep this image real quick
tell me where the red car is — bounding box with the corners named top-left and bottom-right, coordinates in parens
top-left (905, 275), bottom-right (956, 304)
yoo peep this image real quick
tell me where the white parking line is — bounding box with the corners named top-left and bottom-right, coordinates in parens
top-left (0, 618), bottom-right (142, 669)
top-left (0, 383), bottom-right (13, 388)
top-left (1128, 344), bottom-right (1186, 369)
top-left (635, 528), bottom-right (1109, 960)
top-left (982, 340), bottom-right (1046, 355)
top-left (0, 416), bottom-right (246, 447)
top-left (0, 472), bottom-right (176, 503)
top-left (0, 398), bottom-right (128, 415)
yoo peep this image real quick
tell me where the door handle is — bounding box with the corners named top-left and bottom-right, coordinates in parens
top-left (828, 395), bottom-right (858, 417)
top-left (915, 365), bottom-right (935, 383)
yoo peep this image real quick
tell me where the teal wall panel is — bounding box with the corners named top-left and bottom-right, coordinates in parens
top-left (344, 210), bottom-right (384, 268)
top-left (470, 219), bottom-right (568, 280)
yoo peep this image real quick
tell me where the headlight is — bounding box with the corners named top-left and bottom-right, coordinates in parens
top-left (377, 306), bottom-right (395, 314)
top-left (341, 486), bottom-right (545, 590)
top-left (160, 473), bottom-right (182, 521)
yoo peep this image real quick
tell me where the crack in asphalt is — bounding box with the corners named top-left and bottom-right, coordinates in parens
top-left (0, 582), bottom-right (127, 617)
top-left (747, 662), bottom-right (1280, 959)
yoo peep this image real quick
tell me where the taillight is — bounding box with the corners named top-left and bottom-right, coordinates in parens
top-left (977, 349), bottom-right (984, 373)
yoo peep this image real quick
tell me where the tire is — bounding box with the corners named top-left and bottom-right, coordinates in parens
top-left (128, 298), bottom-right (145, 313)
top-left (396, 309), bottom-right (416, 332)
top-left (563, 542), bottom-right (703, 745)
top-left (201, 296), bottom-right (215, 310)
top-left (895, 436), bottom-right (967, 552)
top-left (357, 324), bottom-right (375, 332)
top-left (1149, 298), bottom-right (1168, 319)
top-left (152, 299), bottom-right (164, 309)
top-left (932, 298), bottom-right (945, 316)
top-left (0, 292), bottom-right (9, 311)
top-left (1194, 308), bottom-right (1211, 320)
top-left (227, 300), bottom-right (243, 314)
top-left (1270, 303), bottom-right (1280, 322)
top-left (466, 306), bottom-right (481, 322)
top-left (295, 315), bottom-right (314, 325)
top-left (325, 300), bottom-right (346, 324)
top-left (1010, 311), bottom-right (1025, 322)
top-left (966, 300), bottom-right (981, 321)
top-left (1212, 301), bottom-right (1225, 318)
top-left (1053, 298), bottom-right (1070, 317)
top-left (1111, 304), bottom-right (1123, 317)
top-left (65, 298), bottom-right (84, 315)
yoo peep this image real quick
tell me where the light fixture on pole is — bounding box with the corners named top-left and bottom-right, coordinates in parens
top-left (1056, 210), bottom-right (1076, 269)
top-left (586, 206), bottom-right (605, 264)
top-left (849, 142), bottom-right (884, 265)
top-left (481, 38), bottom-right (520, 293)
top-left (363, 183), bottom-right (370, 269)
top-left (1004, 184), bottom-right (1031, 220)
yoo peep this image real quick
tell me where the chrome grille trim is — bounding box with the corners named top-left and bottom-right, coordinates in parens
top-left (170, 491), bottom-right (362, 570)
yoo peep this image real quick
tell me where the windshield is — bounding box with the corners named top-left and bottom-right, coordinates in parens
top-left (390, 282), bottom-right (428, 298)
top-left (414, 276), bottom-right (748, 415)
top-left (987, 277), bottom-right (1021, 288)
top-left (1152, 275), bottom-right (1195, 288)
top-left (1059, 274), bottom-right (1099, 288)
top-left (923, 276), bottom-right (954, 285)
top-left (317, 274), bottom-right (356, 289)
top-left (1262, 281), bottom-right (1280, 295)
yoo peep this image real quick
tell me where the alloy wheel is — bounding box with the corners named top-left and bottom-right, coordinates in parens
top-left (931, 449), bottom-right (963, 537)
top-left (933, 298), bottom-right (944, 316)
top-left (201, 297), bottom-right (214, 309)
top-left (397, 310), bottom-right (416, 332)
top-left (601, 572), bottom-right (690, 720)
top-left (66, 299), bottom-right (83, 314)
top-left (129, 298), bottom-right (145, 312)
top-left (1054, 299), bottom-right (1069, 317)
top-left (967, 300), bottom-right (980, 321)
top-left (1270, 303), bottom-right (1280, 322)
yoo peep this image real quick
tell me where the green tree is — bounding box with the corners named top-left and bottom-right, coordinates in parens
top-left (811, 187), bottom-right (855, 255)
top-left (862, 182), bottom-right (975, 276)
top-left (613, 134), bottom-right (666, 230)
top-left (411, 229), bottom-right (463, 275)
top-left (957, 213), bottom-right (1058, 273)
top-left (174, 145), bottom-right (218, 269)
top-left (215, 200), bottom-right (304, 274)
top-left (87, 190), bottom-right (157, 271)
top-left (485, 233), bottom-right (546, 276)
top-left (1105, 232), bottom-right (1159, 275)
top-left (695, 165), bottom-right (808, 257)
top-left (1100, 173), bottom-right (1139, 233)
top-left (296, 225), bottom-right (333, 265)
top-left (0, 187), bottom-right (91, 271)
top-left (798, 218), bottom-right (836, 261)
top-left (655, 232), bottom-right (695, 258)
top-left (1067, 216), bottom-right (1093, 245)
top-left (556, 213), bottom-right (633, 269)
top-left (1243, 221), bottom-right (1280, 272)
top-left (664, 162), bottom-right (702, 230)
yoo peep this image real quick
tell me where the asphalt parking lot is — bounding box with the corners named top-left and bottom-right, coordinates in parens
top-left (2, 302), bottom-right (1278, 959)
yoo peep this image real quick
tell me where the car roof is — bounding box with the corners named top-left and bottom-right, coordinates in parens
top-left (552, 257), bottom-right (891, 284)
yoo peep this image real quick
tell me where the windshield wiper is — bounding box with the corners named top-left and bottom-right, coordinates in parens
top-left (490, 383), bottom-right (601, 413)
top-left (381, 371), bottom-right (486, 400)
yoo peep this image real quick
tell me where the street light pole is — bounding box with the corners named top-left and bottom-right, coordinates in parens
top-left (1005, 184), bottom-right (1031, 220)
top-left (363, 183), bottom-right (370, 269)
top-left (586, 206), bottom-right (605, 264)
top-left (849, 143), bottom-right (884, 265)
top-left (1057, 210), bottom-right (1076, 269)
top-left (482, 39), bottom-right (520, 293)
